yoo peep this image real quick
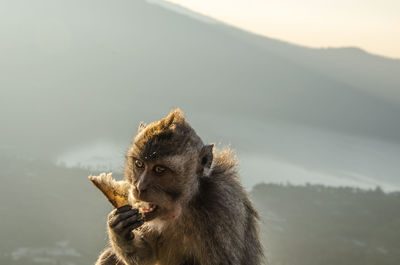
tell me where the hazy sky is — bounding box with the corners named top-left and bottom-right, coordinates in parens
top-left (165, 0), bottom-right (400, 58)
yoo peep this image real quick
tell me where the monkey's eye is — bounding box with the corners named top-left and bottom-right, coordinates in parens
top-left (153, 165), bottom-right (166, 175)
top-left (134, 160), bottom-right (144, 168)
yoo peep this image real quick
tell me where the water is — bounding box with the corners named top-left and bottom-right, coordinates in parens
top-left (55, 123), bottom-right (400, 192)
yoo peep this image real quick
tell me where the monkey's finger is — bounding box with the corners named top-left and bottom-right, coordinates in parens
top-left (108, 207), bottom-right (137, 222)
top-left (108, 206), bottom-right (131, 221)
top-left (109, 209), bottom-right (138, 227)
top-left (121, 214), bottom-right (143, 228)
top-left (116, 205), bottom-right (132, 213)
top-left (124, 219), bottom-right (145, 234)
top-left (113, 214), bottom-right (141, 233)
top-left (109, 209), bottom-right (139, 227)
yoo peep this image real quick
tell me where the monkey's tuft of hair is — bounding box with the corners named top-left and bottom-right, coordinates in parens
top-left (95, 109), bottom-right (264, 265)
top-left (132, 108), bottom-right (203, 161)
top-left (211, 147), bottom-right (239, 176)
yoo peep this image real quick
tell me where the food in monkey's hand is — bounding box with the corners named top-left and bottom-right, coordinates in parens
top-left (88, 173), bottom-right (131, 208)
top-left (89, 173), bottom-right (157, 220)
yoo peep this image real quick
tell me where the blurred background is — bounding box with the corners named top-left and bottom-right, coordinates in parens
top-left (1, 0), bottom-right (400, 264)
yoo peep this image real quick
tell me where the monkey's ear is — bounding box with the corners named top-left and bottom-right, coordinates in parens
top-left (199, 144), bottom-right (214, 177)
top-left (137, 122), bottom-right (147, 134)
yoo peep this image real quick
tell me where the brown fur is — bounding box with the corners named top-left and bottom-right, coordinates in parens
top-left (95, 109), bottom-right (263, 265)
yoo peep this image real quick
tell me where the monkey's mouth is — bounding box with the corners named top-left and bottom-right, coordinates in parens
top-left (137, 202), bottom-right (159, 221)
top-left (140, 203), bottom-right (157, 213)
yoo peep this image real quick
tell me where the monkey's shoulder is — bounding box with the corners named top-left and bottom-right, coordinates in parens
top-left (190, 173), bottom-right (254, 228)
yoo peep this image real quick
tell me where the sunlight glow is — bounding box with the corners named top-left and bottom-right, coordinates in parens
top-left (165, 0), bottom-right (400, 58)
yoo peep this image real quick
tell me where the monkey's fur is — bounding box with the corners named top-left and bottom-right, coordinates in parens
top-left (95, 109), bottom-right (263, 265)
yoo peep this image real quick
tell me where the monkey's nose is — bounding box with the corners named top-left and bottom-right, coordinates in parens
top-left (135, 184), bottom-right (148, 197)
top-left (139, 188), bottom-right (148, 196)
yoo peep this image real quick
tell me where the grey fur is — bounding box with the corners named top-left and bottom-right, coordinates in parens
top-left (95, 109), bottom-right (263, 265)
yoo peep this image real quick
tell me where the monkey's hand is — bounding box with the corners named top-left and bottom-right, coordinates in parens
top-left (108, 205), bottom-right (144, 255)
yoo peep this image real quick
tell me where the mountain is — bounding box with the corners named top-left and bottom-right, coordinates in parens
top-left (1, 0), bottom-right (400, 159)
top-left (223, 26), bottom-right (400, 103)
top-left (148, 0), bottom-right (400, 103)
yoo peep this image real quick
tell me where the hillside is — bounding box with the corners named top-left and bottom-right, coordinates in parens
top-left (2, 156), bottom-right (400, 265)
top-left (1, 0), bottom-right (400, 159)
top-left (223, 25), bottom-right (400, 104)
top-left (252, 183), bottom-right (400, 265)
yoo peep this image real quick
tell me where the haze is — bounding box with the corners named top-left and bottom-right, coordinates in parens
top-left (1, 0), bottom-right (400, 190)
top-left (1, 1), bottom-right (400, 264)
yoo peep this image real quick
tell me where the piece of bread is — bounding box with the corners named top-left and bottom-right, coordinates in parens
top-left (88, 173), bottom-right (131, 208)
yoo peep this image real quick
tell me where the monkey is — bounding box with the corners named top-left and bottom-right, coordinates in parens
top-left (94, 109), bottom-right (263, 265)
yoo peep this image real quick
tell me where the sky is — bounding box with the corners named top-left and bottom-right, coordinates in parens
top-left (164, 0), bottom-right (400, 58)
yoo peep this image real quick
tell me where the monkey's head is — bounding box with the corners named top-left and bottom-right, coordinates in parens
top-left (125, 109), bottom-right (213, 223)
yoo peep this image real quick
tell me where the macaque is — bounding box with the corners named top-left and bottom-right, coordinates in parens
top-left (94, 109), bottom-right (263, 265)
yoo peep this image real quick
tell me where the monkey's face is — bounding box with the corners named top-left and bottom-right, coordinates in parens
top-left (127, 153), bottom-right (197, 222)
top-left (124, 109), bottom-right (213, 223)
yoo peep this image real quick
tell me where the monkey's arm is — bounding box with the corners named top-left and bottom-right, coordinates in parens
top-left (107, 205), bottom-right (157, 265)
